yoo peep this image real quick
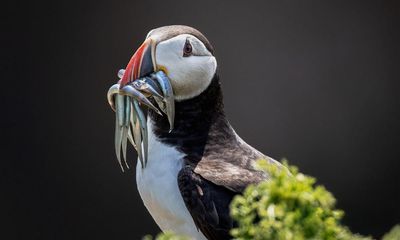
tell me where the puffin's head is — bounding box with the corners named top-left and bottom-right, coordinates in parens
top-left (120, 25), bottom-right (217, 101)
top-left (108, 25), bottom-right (218, 169)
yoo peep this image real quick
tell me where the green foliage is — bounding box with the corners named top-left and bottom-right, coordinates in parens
top-left (382, 225), bottom-right (400, 240)
top-left (230, 160), bottom-right (371, 240)
top-left (145, 160), bottom-right (397, 240)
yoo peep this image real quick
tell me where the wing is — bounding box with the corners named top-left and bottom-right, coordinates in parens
top-left (192, 139), bottom-right (281, 192)
top-left (178, 166), bottom-right (236, 240)
top-left (193, 159), bottom-right (268, 192)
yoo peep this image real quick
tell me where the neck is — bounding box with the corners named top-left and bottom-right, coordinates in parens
top-left (149, 74), bottom-right (233, 157)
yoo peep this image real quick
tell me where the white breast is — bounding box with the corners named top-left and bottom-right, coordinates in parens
top-left (136, 120), bottom-right (207, 240)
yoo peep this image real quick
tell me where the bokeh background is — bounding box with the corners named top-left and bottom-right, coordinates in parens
top-left (2, 0), bottom-right (399, 239)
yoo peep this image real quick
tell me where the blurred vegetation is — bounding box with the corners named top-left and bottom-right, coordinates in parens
top-left (144, 160), bottom-right (399, 240)
top-left (382, 225), bottom-right (400, 240)
top-left (229, 160), bottom-right (371, 240)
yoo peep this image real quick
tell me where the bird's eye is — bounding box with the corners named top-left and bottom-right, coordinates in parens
top-left (183, 39), bottom-right (192, 57)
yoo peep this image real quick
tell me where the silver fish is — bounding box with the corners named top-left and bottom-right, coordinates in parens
top-left (119, 85), bottom-right (162, 115)
top-left (118, 69), bottom-right (125, 79)
top-left (107, 84), bottom-right (120, 111)
top-left (108, 70), bottom-right (176, 170)
top-left (153, 71), bottom-right (175, 131)
top-left (121, 96), bottom-right (131, 169)
top-left (133, 100), bottom-right (148, 168)
top-left (114, 94), bottom-right (126, 171)
top-left (132, 78), bottom-right (163, 99)
top-left (131, 100), bottom-right (144, 169)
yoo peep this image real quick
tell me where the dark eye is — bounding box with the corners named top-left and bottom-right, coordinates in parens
top-left (183, 39), bottom-right (192, 57)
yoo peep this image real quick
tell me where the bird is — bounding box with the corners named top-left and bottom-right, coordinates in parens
top-left (111, 25), bottom-right (282, 240)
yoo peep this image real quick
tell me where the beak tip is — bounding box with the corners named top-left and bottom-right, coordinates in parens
top-left (119, 80), bottom-right (127, 89)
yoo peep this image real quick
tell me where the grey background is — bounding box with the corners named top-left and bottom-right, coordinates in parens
top-left (2, 0), bottom-right (399, 239)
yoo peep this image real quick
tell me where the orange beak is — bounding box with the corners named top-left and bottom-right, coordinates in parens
top-left (119, 38), bottom-right (155, 88)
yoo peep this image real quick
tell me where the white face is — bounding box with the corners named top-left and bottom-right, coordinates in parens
top-left (151, 34), bottom-right (217, 101)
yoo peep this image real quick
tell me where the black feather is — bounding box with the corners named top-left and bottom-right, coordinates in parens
top-left (178, 166), bottom-right (235, 240)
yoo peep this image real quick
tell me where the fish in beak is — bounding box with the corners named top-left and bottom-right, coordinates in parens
top-left (107, 38), bottom-right (175, 170)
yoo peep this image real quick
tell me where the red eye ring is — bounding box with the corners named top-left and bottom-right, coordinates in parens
top-left (183, 39), bottom-right (192, 57)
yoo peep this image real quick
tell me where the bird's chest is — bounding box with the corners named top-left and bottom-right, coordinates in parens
top-left (136, 142), bottom-right (185, 227)
top-left (135, 123), bottom-right (205, 238)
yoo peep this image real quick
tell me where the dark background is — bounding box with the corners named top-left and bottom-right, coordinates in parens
top-left (2, 0), bottom-right (399, 239)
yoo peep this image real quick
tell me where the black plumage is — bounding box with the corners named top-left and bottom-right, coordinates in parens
top-left (149, 74), bottom-right (278, 239)
top-left (178, 166), bottom-right (234, 240)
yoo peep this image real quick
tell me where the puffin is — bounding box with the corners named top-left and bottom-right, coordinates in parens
top-left (112, 25), bottom-right (282, 240)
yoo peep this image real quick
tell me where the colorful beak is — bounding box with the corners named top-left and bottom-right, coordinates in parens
top-left (120, 38), bottom-right (155, 88)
